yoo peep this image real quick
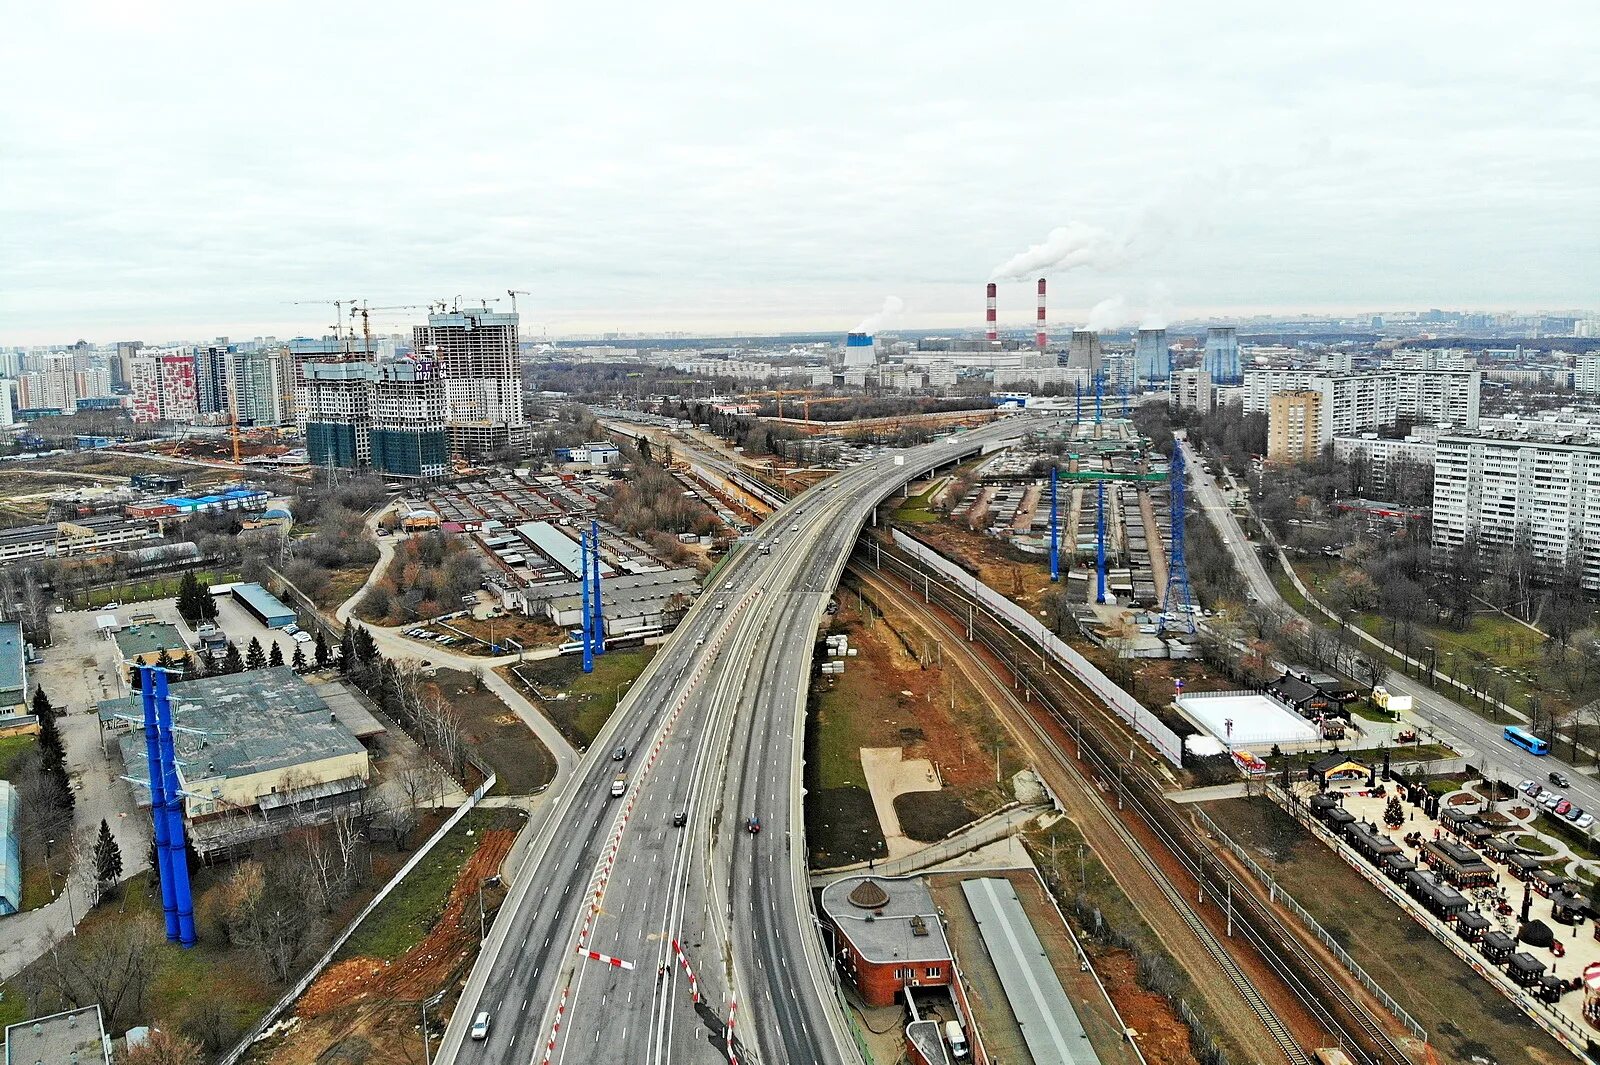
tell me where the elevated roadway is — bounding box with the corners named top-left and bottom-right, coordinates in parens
top-left (435, 420), bottom-right (1024, 1065)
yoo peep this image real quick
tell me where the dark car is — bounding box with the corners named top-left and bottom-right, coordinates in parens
top-left (1549, 771), bottom-right (1570, 787)
top-left (612, 746), bottom-right (628, 761)
top-left (672, 811), bottom-right (687, 828)
top-left (746, 816), bottom-right (761, 834)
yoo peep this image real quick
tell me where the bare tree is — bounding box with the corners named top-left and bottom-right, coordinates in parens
top-left (44, 914), bottom-right (163, 1030)
top-left (125, 1027), bottom-right (206, 1065)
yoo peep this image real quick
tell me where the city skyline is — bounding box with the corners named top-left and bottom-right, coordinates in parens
top-left (3, 2), bottom-right (1597, 344)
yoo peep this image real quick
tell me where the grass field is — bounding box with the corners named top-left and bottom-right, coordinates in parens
top-left (507, 647), bottom-right (658, 750)
top-left (78, 570), bottom-right (239, 609)
top-left (338, 807), bottom-right (525, 962)
top-left (892, 480), bottom-right (944, 525)
top-left (0, 733), bottom-right (34, 779)
top-left (1200, 796), bottom-right (1568, 1065)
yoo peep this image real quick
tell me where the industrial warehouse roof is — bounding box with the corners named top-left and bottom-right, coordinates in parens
top-left (113, 622), bottom-right (189, 660)
top-left (3, 1005), bottom-right (110, 1065)
top-left (515, 521), bottom-right (617, 581)
top-left (961, 877), bottom-right (1102, 1065)
top-left (109, 667), bottom-right (364, 803)
top-left (230, 581), bottom-right (295, 621)
top-left (0, 782), bottom-right (18, 916)
top-left (526, 567), bottom-right (700, 602)
top-left (819, 876), bottom-right (951, 966)
top-left (0, 621), bottom-right (23, 701)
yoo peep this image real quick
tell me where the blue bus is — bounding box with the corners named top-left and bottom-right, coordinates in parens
top-left (1504, 725), bottom-right (1550, 756)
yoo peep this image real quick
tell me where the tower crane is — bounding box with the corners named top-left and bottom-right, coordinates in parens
top-left (507, 289), bottom-right (532, 313)
top-left (286, 299), bottom-right (359, 345)
top-left (350, 303), bottom-right (431, 357)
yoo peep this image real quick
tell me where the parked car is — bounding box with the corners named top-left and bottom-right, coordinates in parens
top-left (283, 623), bottom-right (300, 636)
top-left (1554, 800), bottom-right (1573, 817)
top-left (1577, 813), bottom-right (1595, 830)
top-left (293, 631), bottom-right (313, 645)
top-left (1564, 805), bottom-right (1584, 822)
top-left (1541, 792), bottom-right (1563, 809)
top-left (1520, 779), bottom-right (1539, 796)
top-left (1550, 771), bottom-right (1571, 787)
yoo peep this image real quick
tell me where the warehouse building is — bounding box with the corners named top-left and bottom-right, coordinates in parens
top-left (530, 567), bottom-right (700, 634)
top-left (0, 622), bottom-right (25, 716)
top-left (228, 581), bottom-right (297, 628)
top-left (110, 667), bottom-right (370, 855)
top-left (3, 1005), bottom-right (112, 1065)
top-left (820, 876), bottom-right (953, 1007)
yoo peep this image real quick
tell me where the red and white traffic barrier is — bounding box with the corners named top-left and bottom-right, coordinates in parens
top-left (576, 946), bottom-right (636, 970)
top-left (671, 938), bottom-right (700, 1003)
top-left (726, 994), bottom-right (739, 1064)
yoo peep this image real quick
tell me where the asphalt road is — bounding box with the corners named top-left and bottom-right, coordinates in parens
top-left (434, 421), bottom-right (1022, 1065)
top-left (1180, 435), bottom-right (1600, 822)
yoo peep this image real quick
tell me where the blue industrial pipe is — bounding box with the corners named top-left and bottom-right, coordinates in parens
top-left (139, 669), bottom-right (178, 942)
top-left (1095, 480), bottom-right (1108, 604)
top-left (1094, 371), bottom-right (1103, 425)
top-left (1075, 383), bottom-right (1082, 422)
top-left (153, 670), bottom-right (196, 946)
top-left (1048, 467), bottom-right (1060, 582)
top-left (580, 527), bottom-right (594, 674)
top-left (590, 519), bottom-right (605, 657)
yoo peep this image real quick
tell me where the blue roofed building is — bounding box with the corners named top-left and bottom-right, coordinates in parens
top-left (0, 621), bottom-right (27, 715)
top-left (0, 781), bottom-right (19, 915)
top-left (229, 582), bottom-right (296, 628)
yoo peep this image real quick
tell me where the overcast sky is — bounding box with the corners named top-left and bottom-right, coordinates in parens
top-left (3, 1), bottom-right (1597, 346)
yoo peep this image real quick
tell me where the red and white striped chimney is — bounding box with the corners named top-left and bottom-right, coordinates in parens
top-left (1036, 277), bottom-right (1047, 350)
top-left (985, 282), bottom-right (998, 343)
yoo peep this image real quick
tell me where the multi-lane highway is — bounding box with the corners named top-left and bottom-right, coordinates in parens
top-left (1181, 434), bottom-right (1600, 819)
top-left (435, 421), bottom-right (1020, 1065)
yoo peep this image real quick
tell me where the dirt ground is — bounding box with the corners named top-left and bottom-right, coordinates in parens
top-left (424, 668), bottom-right (555, 793)
top-left (255, 827), bottom-right (518, 1065)
top-left (1086, 946), bottom-right (1197, 1065)
top-left (805, 589), bottom-right (1010, 867)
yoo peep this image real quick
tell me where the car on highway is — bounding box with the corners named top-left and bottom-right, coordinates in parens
top-left (611, 745), bottom-right (627, 761)
top-left (1550, 771), bottom-right (1571, 787)
top-left (672, 811), bottom-right (687, 827)
top-left (724, 581), bottom-right (733, 591)
top-left (715, 601), bottom-right (725, 611)
top-left (790, 524), bottom-right (799, 533)
top-left (745, 816), bottom-right (761, 834)
top-left (610, 774), bottom-right (626, 798)
top-left (470, 1012), bottom-right (491, 1040)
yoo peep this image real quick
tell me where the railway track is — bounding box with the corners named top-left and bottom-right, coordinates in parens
top-left (852, 540), bottom-right (1420, 1065)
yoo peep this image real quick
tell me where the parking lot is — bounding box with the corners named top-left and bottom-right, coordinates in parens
top-left (208, 592), bottom-right (311, 664)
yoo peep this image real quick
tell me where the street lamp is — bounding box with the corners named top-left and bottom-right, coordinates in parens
top-left (420, 989), bottom-right (446, 1065)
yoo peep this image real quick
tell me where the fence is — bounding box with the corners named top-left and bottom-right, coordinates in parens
top-left (218, 770), bottom-right (497, 1065)
top-left (888, 530), bottom-right (1184, 767)
top-left (1187, 797), bottom-right (1427, 1042)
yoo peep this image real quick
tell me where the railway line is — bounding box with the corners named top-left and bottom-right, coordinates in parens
top-left (851, 535), bottom-right (1421, 1065)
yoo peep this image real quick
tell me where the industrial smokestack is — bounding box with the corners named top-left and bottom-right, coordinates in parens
top-left (985, 282), bottom-right (998, 343)
top-left (1036, 278), bottom-right (1047, 351)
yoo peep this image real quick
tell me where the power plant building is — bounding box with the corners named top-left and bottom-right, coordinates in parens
top-left (1066, 330), bottom-right (1102, 372)
top-left (1204, 326), bottom-right (1241, 384)
top-left (1134, 328), bottom-right (1169, 383)
top-left (842, 332), bottom-right (877, 370)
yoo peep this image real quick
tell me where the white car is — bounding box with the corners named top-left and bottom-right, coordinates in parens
top-left (293, 631), bottom-right (313, 645)
top-left (283, 623), bottom-right (301, 636)
top-left (1577, 813), bottom-right (1595, 831)
top-left (470, 1012), bottom-right (490, 1040)
top-left (1541, 792), bottom-right (1563, 809)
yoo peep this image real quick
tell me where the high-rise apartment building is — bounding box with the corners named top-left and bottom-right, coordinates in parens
top-left (412, 308), bottom-right (526, 457)
top-left (370, 357), bottom-right (449, 479)
top-left (1066, 330), bottom-right (1102, 373)
top-left (1204, 326), bottom-right (1241, 384)
top-left (1576, 354), bottom-right (1600, 395)
top-left (196, 341), bottom-right (233, 417)
top-left (128, 350), bottom-right (198, 423)
top-left (226, 349), bottom-right (285, 426)
top-left (302, 361), bottom-right (375, 469)
top-left (1433, 429), bottom-right (1600, 589)
top-left (1134, 328), bottom-right (1169, 383)
top-left (113, 341), bottom-right (144, 392)
top-left (1267, 392), bottom-right (1321, 464)
top-left (1170, 368), bottom-right (1212, 414)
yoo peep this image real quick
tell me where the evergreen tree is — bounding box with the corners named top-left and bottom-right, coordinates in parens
top-left (245, 637), bottom-right (266, 670)
top-left (155, 647), bottom-right (174, 671)
top-left (315, 630), bottom-right (330, 668)
top-left (94, 818), bottom-right (123, 895)
top-left (220, 641), bottom-right (244, 675)
top-left (37, 712), bottom-right (65, 775)
top-left (352, 625), bottom-right (376, 664)
top-left (31, 687), bottom-right (54, 726)
top-left (291, 645), bottom-right (307, 671)
top-left (1383, 795), bottom-right (1405, 828)
top-left (177, 571), bottom-right (202, 622)
top-left (52, 769), bottom-right (75, 814)
top-left (339, 627), bottom-right (355, 673)
top-left (268, 641), bottom-right (284, 668)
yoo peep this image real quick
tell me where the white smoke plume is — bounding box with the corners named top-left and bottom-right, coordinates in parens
top-left (989, 221), bottom-right (1133, 282)
top-left (1085, 283), bottom-right (1173, 333)
top-left (1139, 282), bottom-right (1173, 330)
top-left (854, 295), bottom-right (904, 334)
top-left (1086, 295), bottom-right (1134, 332)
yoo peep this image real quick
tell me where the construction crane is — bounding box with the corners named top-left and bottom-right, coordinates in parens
top-left (287, 299), bottom-right (358, 346)
top-left (350, 303), bottom-right (431, 357)
top-left (507, 289), bottom-right (532, 313)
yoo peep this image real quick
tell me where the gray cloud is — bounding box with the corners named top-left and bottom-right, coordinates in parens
top-left (2, 1), bottom-right (1597, 344)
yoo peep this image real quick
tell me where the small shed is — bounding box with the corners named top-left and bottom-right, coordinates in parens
top-left (1312, 753), bottom-right (1371, 786)
top-left (1481, 930), bottom-right (1516, 962)
top-left (1536, 974), bottom-right (1569, 1004)
top-left (1455, 909), bottom-right (1490, 943)
top-left (1504, 853), bottom-right (1542, 880)
top-left (1506, 951), bottom-right (1548, 988)
top-left (1382, 853), bottom-right (1417, 883)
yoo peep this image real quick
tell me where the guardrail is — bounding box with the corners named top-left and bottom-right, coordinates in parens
top-left (218, 770), bottom-right (497, 1065)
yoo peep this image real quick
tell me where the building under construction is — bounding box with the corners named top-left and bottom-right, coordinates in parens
top-left (413, 307), bottom-right (528, 459)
